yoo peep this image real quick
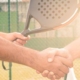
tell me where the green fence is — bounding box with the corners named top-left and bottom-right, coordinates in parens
top-left (0, 0), bottom-right (80, 80)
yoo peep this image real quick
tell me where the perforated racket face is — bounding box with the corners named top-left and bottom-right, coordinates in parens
top-left (29, 0), bottom-right (79, 28)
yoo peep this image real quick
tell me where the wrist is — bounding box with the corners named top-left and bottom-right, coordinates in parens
top-left (24, 50), bottom-right (44, 72)
top-left (64, 48), bottom-right (78, 61)
top-left (35, 53), bottom-right (45, 72)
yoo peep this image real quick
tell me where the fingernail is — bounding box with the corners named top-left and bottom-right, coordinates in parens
top-left (44, 70), bottom-right (49, 73)
top-left (50, 72), bottom-right (54, 75)
top-left (48, 58), bottom-right (53, 62)
top-left (28, 35), bottom-right (30, 38)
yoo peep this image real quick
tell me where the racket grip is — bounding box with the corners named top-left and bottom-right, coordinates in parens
top-left (21, 30), bottom-right (30, 37)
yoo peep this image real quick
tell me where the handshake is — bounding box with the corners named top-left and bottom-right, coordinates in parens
top-left (34, 48), bottom-right (73, 80)
top-left (0, 32), bottom-right (78, 80)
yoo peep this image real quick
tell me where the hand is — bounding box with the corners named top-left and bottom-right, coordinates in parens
top-left (36, 48), bottom-right (73, 80)
top-left (5, 32), bottom-right (30, 45)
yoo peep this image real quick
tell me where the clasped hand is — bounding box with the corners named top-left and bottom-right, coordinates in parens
top-left (37, 48), bottom-right (73, 80)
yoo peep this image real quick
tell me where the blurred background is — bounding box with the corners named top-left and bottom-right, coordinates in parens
top-left (0, 0), bottom-right (80, 80)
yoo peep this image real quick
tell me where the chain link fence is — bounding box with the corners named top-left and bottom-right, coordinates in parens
top-left (0, 0), bottom-right (80, 80)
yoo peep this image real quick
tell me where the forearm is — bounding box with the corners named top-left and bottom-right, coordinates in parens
top-left (64, 38), bottom-right (80, 60)
top-left (0, 37), bottom-right (41, 71)
top-left (0, 32), bottom-right (7, 38)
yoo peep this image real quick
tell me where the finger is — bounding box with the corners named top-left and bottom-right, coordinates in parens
top-left (42, 70), bottom-right (49, 77)
top-left (52, 75), bottom-right (56, 80)
top-left (15, 35), bottom-right (30, 45)
top-left (54, 58), bottom-right (69, 74)
top-left (14, 32), bottom-right (30, 40)
top-left (57, 70), bottom-right (65, 78)
top-left (47, 48), bottom-right (59, 63)
top-left (60, 57), bottom-right (73, 68)
top-left (27, 35), bottom-right (30, 40)
top-left (59, 64), bottom-right (69, 74)
top-left (55, 49), bottom-right (73, 68)
top-left (55, 74), bottom-right (61, 79)
top-left (53, 57), bottom-right (69, 74)
top-left (55, 49), bottom-right (69, 58)
top-left (36, 71), bottom-right (40, 74)
top-left (13, 41), bottom-right (22, 46)
top-left (16, 39), bottom-right (26, 45)
top-left (48, 72), bottom-right (54, 79)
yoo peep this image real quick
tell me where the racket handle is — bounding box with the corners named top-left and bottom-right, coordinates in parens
top-left (21, 30), bottom-right (30, 37)
top-left (21, 28), bottom-right (53, 37)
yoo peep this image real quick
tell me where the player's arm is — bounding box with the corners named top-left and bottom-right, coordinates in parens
top-left (0, 36), bottom-right (42, 71)
top-left (0, 37), bottom-right (51, 72)
top-left (0, 32), bottom-right (7, 39)
top-left (0, 32), bottom-right (30, 45)
top-left (64, 37), bottom-right (80, 60)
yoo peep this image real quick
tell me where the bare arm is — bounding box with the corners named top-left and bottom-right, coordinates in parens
top-left (0, 32), bottom-right (7, 38)
top-left (0, 32), bottom-right (30, 45)
top-left (64, 38), bottom-right (80, 60)
top-left (0, 36), bottom-right (42, 71)
top-left (0, 32), bottom-right (49, 72)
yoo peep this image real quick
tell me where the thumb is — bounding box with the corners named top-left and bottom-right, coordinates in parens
top-left (13, 32), bottom-right (27, 41)
top-left (55, 48), bottom-right (69, 58)
top-left (47, 48), bottom-right (59, 63)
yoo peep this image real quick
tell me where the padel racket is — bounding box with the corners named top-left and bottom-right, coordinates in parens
top-left (21, 0), bottom-right (80, 36)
